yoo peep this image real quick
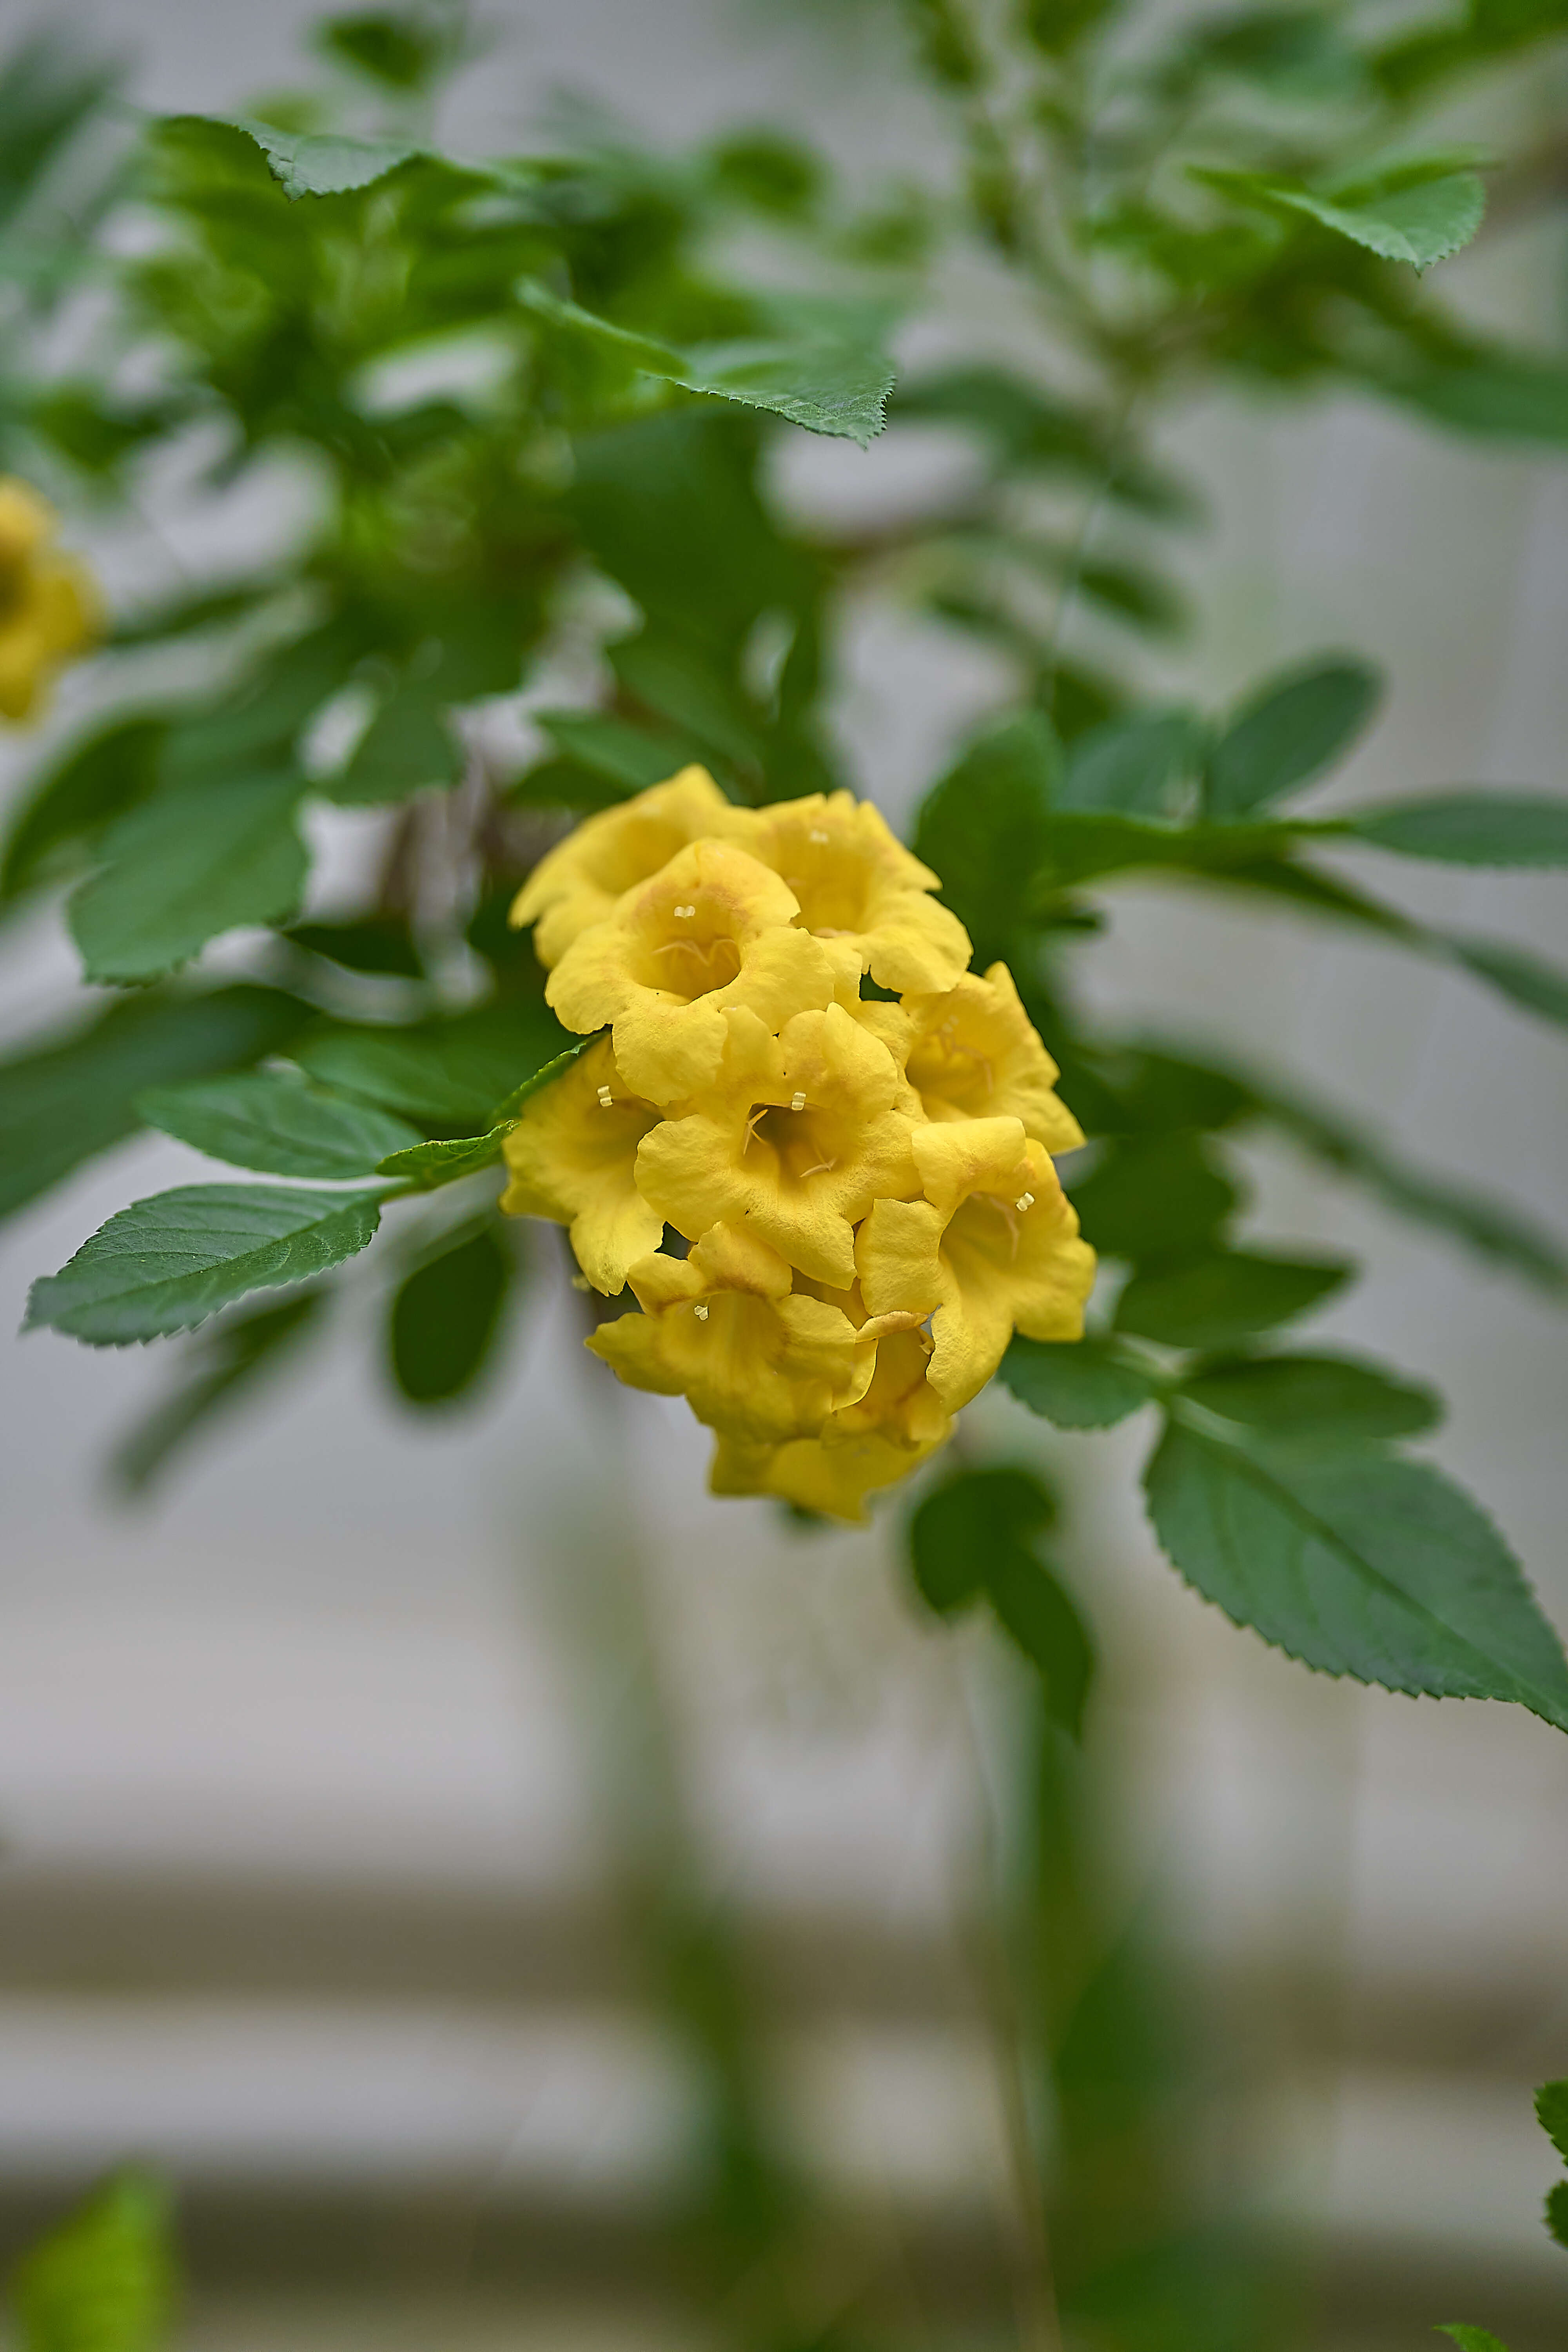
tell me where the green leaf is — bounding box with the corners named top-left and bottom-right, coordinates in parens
top-left (892, 367), bottom-right (1193, 515)
top-left (209, 115), bottom-right (421, 198)
top-left (284, 920), bottom-right (423, 978)
top-left (986, 1548), bottom-right (1096, 1739)
top-left (1388, 353), bottom-right (1568, 447)
top-left (1071, 1132), bottom-right (1239, 1263)
top-left (1125, 1041), bottom-right (1568, 1296)
top-left (1058, 709), bottom-right (1204, 816)
top-left (109, 1290), bottom-right (328, 1495)
top-left (1000, 1334), bottom-right (1161, 1428)
top-left (69, 775), bottom-right (307, 985)
top-left (1546, 2180), bottom-right (1568, 2252)
top-left (909, 1464), bottom-right (1056, 1614)
top-left (1, 713), bottom-right (167, 901)
top-left (519, 280), bottom-right (895, 446)
top-left (1145, 1423), bottom-right (1568, 1732)
top-left (388, 1224), bottom-right (513, 1406)
top-left (294, 1003), bottom-right (571, 1128)
top-left (1535, 2080), bottom-right (1568, 2161)
top-left (136, 1070), bottom-right (421, 1179)
top-left (1450, 935), bottom-right (1568, 1030)
top-left (1438, 2329), bottom-right (1512, 2352)
top-left (1193, 162), bottom-right (1486, 270)
top-left (534, 711), bottom-right (694, 793)
top-left (1180, 1352), bottom-right (1442, 1446)
top-left (26, 1184), bottom-right (382, 1346)
top-left (375, 1127), bottom-right (507, 1183)
top-left (913, 711), bottom-right (1060, 959)
top-left (12, 2169), bottom-right (176, 2352)
top-left (0, 985), bottom-right (306, 1223)
top-left (323, 676), bottom-right (461, 806)
top-left (1206, 657), bottom-right (1381, 817)
top-left (1115, 1252), bottom-right (1352, 1349)
top-left (1343, 792), bottom-right (1568, 866)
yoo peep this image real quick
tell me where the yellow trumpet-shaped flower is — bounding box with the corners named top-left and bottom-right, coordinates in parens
top-left (545, 837), bottom-right (842, 1105)
top-left (857, 1116), bottom-right (1095, 1410)
top-left (499, 1038), bottom-right (663, 1294)
top-left (510, 766), bottom-right (731, 969)
top-left (723, 790), bottom-right (973, 995)
top-left (636, 1001), bottom-right (921, 1287)
top-left (904, 964), bottom-right (1083, 1151)
top-left (709, 1317), bottom-right (951, 1523)
top-left (0, 478), bottom-right (98, 723)
top-left (587, 1222), bottom-right (874, 1446)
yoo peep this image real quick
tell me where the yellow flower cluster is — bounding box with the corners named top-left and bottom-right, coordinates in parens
top-left (0, 479), bottom-right (97, 722)
top-left (501, 769), bottom-right (1095, 1521)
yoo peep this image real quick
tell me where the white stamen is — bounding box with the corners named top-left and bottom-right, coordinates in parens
top-left (571, 1274), bottom-right (592, 1292)
top-left (672, 904), bottom-right (696, 919)
top-left (799, 1158), bottom-right (836, 1180)
top-left (808, 828), bottom-right (829, 845)
top-left (1015, 1191), bottom-right (1035, 1213)
top-left (596, 1085), bottom-right (613, 1108)
top-left (789, 1091), bottom-right (807, 1112)
top-left (693, 1301), bottom-right (710, 1322)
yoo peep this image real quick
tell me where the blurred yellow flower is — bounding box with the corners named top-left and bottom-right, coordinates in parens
top-left (498, 1037), bottom-right (663, 1294)
top-left (724, 789), bottom-right (973, 994)
top-left (635, 1001), bottom-right (920, 1287)
top-left (510, 765), bottom-right (731, 968)
top-left (857, 1116), bottom-right (1094, 1409)
top-left (904, 963), bottom-right (1083, 1151)
top-left (546, 837), bottom-right (840, 1103)
top-left (587, 1221), bottom-right (873, 1446)
top-left (0, 479), bottom-right (98, 722)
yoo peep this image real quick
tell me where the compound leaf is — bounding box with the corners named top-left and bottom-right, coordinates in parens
top-left (1000, 1334), bottom-right (1160, 1428)
top-left (1206, 657), bottom-right (1381, 817)
top-left (1344, 792), bottom-right (1568, 867)
top-left (1180, 1351), bottom-right (1442, 1445)
top-left (1114, 1251), bottom-right (1352, 1349)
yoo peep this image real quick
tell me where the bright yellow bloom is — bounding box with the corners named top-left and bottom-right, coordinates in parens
top-left (587, 1222), bottom-right (875, 1446)
top-left (709, 1320), bottom-right (951, 1523)
top-left (903, 963), bottom-right (1083, 1151)
top-left (510, 766), bottom-right (731, 969)
top-left (857, 1116), bottom-right (1094, 1410)
top-left (636, 1001), bottom-right (921, 1287)
top-left (722, 790), bottom-right (973, 995)
top-left (545, 838), bottom-right (842, 1105)
top-left (0, 479), bottom-right (98, 722)
top-left (498, 1037), bottom-right (663, 1294)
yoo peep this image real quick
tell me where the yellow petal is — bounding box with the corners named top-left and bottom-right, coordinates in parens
top-left (637, 1001), bottom-right (920, 1286)
top-left (904, 963), bottom-right (1083, 1150)
top-left (546, 839), bottom-right (837, 1104)
top-left (499, 1036), bottom-right (663, 1294)
top-left (724, 789), bottom-right (972, 994)
top-left (510, 766), bottom-right (731, 968)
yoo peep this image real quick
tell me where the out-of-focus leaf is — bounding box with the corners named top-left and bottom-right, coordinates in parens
top-left (520, 279), bottom-right (895, 446)
top-left (1180, 1351), bottom-right (1442, 1445)
top-left (1145, 1425), bottom-right (1568, 1732)
top-left (284, 920), bottom-right (423, 978)
top-left (909, 1465), bottom-right (1091, 1733)
top-left (11, 2168), bottom-right (176, 2352)
top-left (1193, 160), bottom-right (1486, 271)
top-left (0, 986), bottom-right (306, 1222)
top-left (109, 1290), bottom-right (328, 1496)
top-left (1536, 2078), bottom-right (1568, 2161)
top-left (893, 366), bottom-right (1193, 515)
top-left (1437, 2325), bottom-right (1512, 2350)
top-left (1, 713), bottom-right (167, 900)
top-left (1547, 2183), bottom-right (1568, 2252)
top-left (388, 1222), bottom-right (513, 1406)
top-left (1000, 1334), bottom-right (1160, 1428)
top-left (1059, 709), bottom-right (1204, 816)
top-left (0, 34), bottom-right (118, 238)
top-left (987, 1547), bottom-right (1096, 1738)
top-left (294, 1001), bottom-right (571, 1129)
top-left (913, 711), bottom-right (1059, 959)
top-left (187, 114), bottom-right (422, 199)
top-left (534, 711), bottom-right (694, 792)
top-left (1450, 935), bottom-right (1568, 1029)
top-left (323, 675), bottom-right (459, 805)
top-left (1114, 1250), bottom-right (1352, 1348)
top-left (70, 775), bottom-right (307, 984)
top-left (1341, 792), bottom-right (1568, 866)
top-left (316, 8), bottom-right (456, 90)
top-left (136, 1069), bottom-right (420, 1178)
top-left (27, 1183), bottom-right (382, 1346)
top-left (1070, 1132), bottom-right (1239, 1263)
top-left (1205, 657), bottom-right (1381, 817)
top-left (1386, 353), bottom-right (1568, 446)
